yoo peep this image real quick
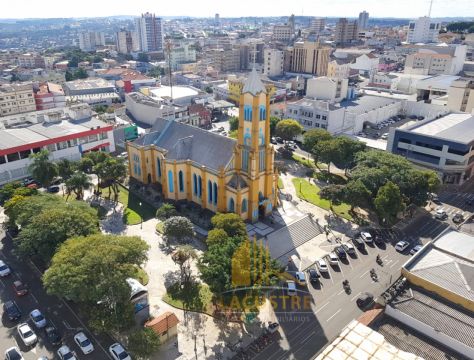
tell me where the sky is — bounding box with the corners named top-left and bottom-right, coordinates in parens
top-left (1, 0), bottom-right (473, 19)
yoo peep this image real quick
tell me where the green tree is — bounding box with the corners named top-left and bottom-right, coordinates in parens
top-left (343, 179), bottom-right (371, 211)
top-left (78, 156), bottom-right (95, 174)
top-left (137, 53), bottom-right (149, 62)
top-left (302, 129), bottom-right (332, 153)
top-left (228, 116), bottom-right (239, 131)
top-left (74, 68), bottom-right (88, 79)
top-left (319, 184), bottom-right (345, 208)
top-left (163, 216), bottom-right (194, 244)
top-left (374, 181), bottom-right (405, 225)
top-left (57, 159), bottom-right (76, 181)
top-left (16, 202), bottom-right (99, 261)
top-left (275, 119), bottom-right (303, 141)
top-left (269, 116), bottom-right (281, 136)
top-left (5, 194), bottom-right (62, 227)
top-left (148, 66), bottom-right (164, 78)
top-left (171, 245), bottom-right (197, 286)
top-left (65, 171), bottom-right (92, 200)
top-left (127, 328), bottom-right (161, 359)
top-left (155, 203), bottom-right (177, 221)
top-left (65, 70), bottom-right (73, 81)
top-left (94, 157), bottom-right (127, 200)
top-left (206, 228), bottom-right (229, 246)
top-left (331, 137), bottom-right (366, 173)
top-left (29, 150), bottom-right (58, 188)
top-left (313, 139), bottom-right (340, 173)
top-left (211, 213), bottom-right (247, 237)
top-left (0, 182), bottom-right (26, 205)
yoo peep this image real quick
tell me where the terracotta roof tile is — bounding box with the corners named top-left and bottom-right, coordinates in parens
top-left (145, 311), bottom-right (179, 335)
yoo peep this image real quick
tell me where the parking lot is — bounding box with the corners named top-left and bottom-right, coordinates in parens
top-left (359, 115), bottom-right (420, 139)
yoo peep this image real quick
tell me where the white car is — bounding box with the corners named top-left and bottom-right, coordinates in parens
top-left (17, 323), bottom-right (37, 346)
top-left (317, 259), bottom-right (329, 273)
top-left (0, 260), bottom-right (11, 276)
top-left (109, 343), bottom-right (131, 360)
top-left (5, 347), bottom-right (23, 360)
top-left (360, 232), bottom-right (373, 243)
top-left (435, 208), bottom-right (447, 220)
top-left (294, 271), bottom-right (306, 286)
top-left (381, 133), bottom-right (389, 140)
top-left (327, 252), bottom-right (339, 266)
top-left (30, 309), bottom-right (47, 328)
top-left (395, 240), bottom-right (410, 252)
top-left (286, 280), bottom-right (297, 296)
top-left (74, 331), bottom-right (94, 354)
top-left (57, 345), bottom-right (77, 360)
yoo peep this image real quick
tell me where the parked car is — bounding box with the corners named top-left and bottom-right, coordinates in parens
top-left (294, 271), bottom-right (306, 286)
top-left (352, 237), bottom-right (365, 250)
top-left (286, 280), bottom-right (297, 296)
top-left (45, 322), bottom-right (62, 346)
top-left (417, 116), bottom-right (425, 121)
top-left (307, 268), bottom-right (320, 283)
top-left (429, 193), bottom-right (440, 204)
top-left (317, 258), bottom-right (329, 273)
top-left (271, 137), bottom-right (277, 145)
top-left (410, 245), bottom-right (423, 255)
top-left (17, 323), bottom-right (37, 346)
top-left (395, 240), bottom-right (410, 252)
top-left (356, 292), bottom-right (374, 309)
top-left (335, 246), bottom-right (346, 260)
top-left (435, 208), bottom-right (447, 220)
top-left (5, 347), bottom-right (23, 360)
top-left (342, 243), bottom-right (356, 256)
top-left (360, 232), bottom-right (373, 243)
top-left (57, 345), bottom-right (77, 360)
top-left (46, 185), bottom-right (60, 193)
top-left (74, 331), bottom-right (94, 354)
top-left (30, 309), bottom-right (46, 328)
top-left (327, 252), bottom-right (339, 265)
top-left (0, 260), bottom-right (12, 276)
top-left (381, 133), bottom-right (389, 140)
top-left (409, 115), bottom-right (418, 119)
top-left (266, 322), bottom-right (280, 334)
top-left (452, 213), bottom-right (464, 224)
top-left (13, 280), bottom-right (28, 296)
top-left (275, 137), bottom-right (284, 144)
top-left (109, 343), bottom-right (131, 360)
top-left (3, 300), bottom-right (21, 321)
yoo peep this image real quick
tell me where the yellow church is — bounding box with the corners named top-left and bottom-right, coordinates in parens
top-left (126, 69), bottom-right (278, 222)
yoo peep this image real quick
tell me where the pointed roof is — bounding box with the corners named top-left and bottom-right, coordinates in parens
top-left (242, 68), bottom-right (266, 96)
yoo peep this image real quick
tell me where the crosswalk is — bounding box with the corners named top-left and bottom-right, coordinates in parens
top-left (438, 192), bottom-right (474, 209)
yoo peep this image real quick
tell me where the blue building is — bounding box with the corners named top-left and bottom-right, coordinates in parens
top-left (387, 113), bottom-right (474, 185)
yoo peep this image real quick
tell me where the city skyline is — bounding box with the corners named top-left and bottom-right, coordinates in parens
top-left (1, 0), bottom-right (472, 19)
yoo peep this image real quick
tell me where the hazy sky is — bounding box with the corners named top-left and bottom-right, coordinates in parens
top-left (2, 0), bottom-right (473, 19)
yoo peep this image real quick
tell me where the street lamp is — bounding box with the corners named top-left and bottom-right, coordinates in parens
top-left (139, 202), bottom-right (143, 229)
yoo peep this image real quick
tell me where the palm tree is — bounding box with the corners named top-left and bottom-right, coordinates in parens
top-left (65, 171), bottom-right (92, 200)
top-left (56, 158), bottom-right (77, 181)
top-left (28, 150), bottom-right (58, 188)
top-left (95, 157), bottom-right (127, 200)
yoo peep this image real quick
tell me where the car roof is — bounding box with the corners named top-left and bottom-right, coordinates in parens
top-left (59, 345), bottom-right (71, 353)
top-left (361, 231), bottom-right (371, 236)
top-left (0, 260), bottom-right (5, 265)
top-left (30, 309), bottom-right (42, 315)
top-left (75, 332), bottom-right (87, 340)
top-left (111, 343), bottom-right (125, 351)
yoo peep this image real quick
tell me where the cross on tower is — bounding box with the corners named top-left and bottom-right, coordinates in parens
top-left (250, 43), bottom-right (258, 70)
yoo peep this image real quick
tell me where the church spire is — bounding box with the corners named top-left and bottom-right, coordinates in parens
top-left (242, 68), bottom-right (266, 96)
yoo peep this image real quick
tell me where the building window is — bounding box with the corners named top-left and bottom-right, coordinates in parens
top-left (178, 171), bottom-right (184, 192)
top-left (88, 134), bottom-right (98, 142)
top-left (213, 182), bottom-right (218, 205)
top-left (259, 149), bottom-right (266, 172)
top-left (241, 199), bottom-right (248, 213)
top-left (7, 153), bottom-right (19, 162)
top-left (168, 170), bottom-right (174, 193)
top-left (244, 105), bottom-right (252, 121)
top-left (259, 105), bottom-right (266, 121)
top-left (0, 155), bottom-right (5, 164)
top-left (242, 149), bottom-right (249, 172)
top-left (193, 174), bottom-right (198, 195)
top-left (322, 115), bottom-right (327, 120)
top-left (157, 159), bottom-right (161, 177)
top-left (198, 176), bottom-right (202, 198)
top-left (208, 180), bottom-right (212, 203)
top-left (229, 198), bottom-right (235, 212)
top-left (19, 150), bottom-right (31, 159)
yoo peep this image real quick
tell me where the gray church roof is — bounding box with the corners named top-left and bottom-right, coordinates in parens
top-left (133, 118), bottom-right (236, 172)
top-left (242, 68), bottom-right (266, 96)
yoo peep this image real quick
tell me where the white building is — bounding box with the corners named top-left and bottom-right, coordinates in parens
top-left (309, 18), bottom-right (326, 34)
top-left (263, 49), bottom-right (284, 77)
top-left (125, 92), bottom-right (178, 125)
top-left (407, 17), bottom-right (440, 44)
top-left (272, 25), bottom-right (293, 42)
top-left (170, 43), bottom-right (197, 71)
top-left (404, 45), bottom-right (467, 76)
top-left (116, 30), bottom-right (140, 54)
top-left (369, 73), bottom-right (399, 90)
top-left (358, 11), bottom-right (369, 30)
top-left (327, 58), bottom-right (354, 80)
top-left (0, 83), bottom-right (36, 117)
top-left (135, 12), bottom-right (164, 52)
top-left (350, 53), bottom-right (379, 78)
top-left (78, 32), bottom-right (105, 52)
top-left (306, 76), bottom-right (348, 103)
top-left (447, 78), bottom-right (474, 113)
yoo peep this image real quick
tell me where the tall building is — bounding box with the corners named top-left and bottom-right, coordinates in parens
top-left (358, 11), bottom-right (369, 30)
top-left (334, 18), bottom-right (358, 45)
top-left (169, 43), bottom-right (197, 71)
top-left (135, 12), bottom-right (164, 52)
top-left (288, 41), bottom-right (331, 76)
top-left (447, 78), bottom-right (474, 113)
top-left (207, 48), bottom-right (240, 72)
top-left (0, 83), bottom-right (36, 117)
top-left (310, 18), bottom-right (326, 34)
top-left (215, 13), bottom-right (220, 26)
top-left (263, 49), bottom-right (284, 77)
top-left (126, 69), bottom-right (278, 222)
top-left (272, 14), bottom-right (295, 42)
top-left (78, 32), bottom-right (105, 52)
top-left (116, 30), bottom-right (140, 54)
top-left (407, 16), bottom-right (440, 44)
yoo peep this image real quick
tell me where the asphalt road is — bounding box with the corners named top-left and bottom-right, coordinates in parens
top-left (0, 229), bottom-right (112, 360)
top-left (250, 225), bottom-right (444, 360)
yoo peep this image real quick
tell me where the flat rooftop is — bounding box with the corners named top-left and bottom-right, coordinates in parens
top-left (415, 75), bottom-right (460, 91)
top-left (150, 85), bottom-right (199, 100)
top-left (409, 113), bottom-right (474, 144)
top-left (65, 78), bottom-right (115, 90)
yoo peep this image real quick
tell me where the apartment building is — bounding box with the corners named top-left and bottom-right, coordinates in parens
top-left (288, 41), bottom-right (330, 76)
top-left (17, 53), bottom-right (45, 69)
top-left (272, 25), bottom-right (293, 42)
top-left (350, 53), bottom-right (379, 78)
top-left (78, 32), bottom-right (105, 51)
top-left (263, 48), bottom-right (284, 77)
top-left (33, 82), bottom-right (66, 111)
top-left (306, 77), bottom-right (348, 102)
top-left (358, 11), bottom-right (369, 31)
top-left (447, 78), bottom-right (474, 113)
top-left (309, 18), bottom-right (326, 34)
top-left (327, 58), bottom-right (354, 80)
top-left (407, 16), bottom-right (440, 44)
top-left (116, 30), bottom-right (140, 54)
top-left (0, 83), bottom-right (36, 117)
top-left (404, 45), bottom-right (467, 76)
top-left (169, 43), bottom-right (196, 71)
top-left (135, 12), bottom-right (164, 52)
top-left (334, 18), bottom-right (358, 45)
top-left (207, 48), bottom-right (240, 72)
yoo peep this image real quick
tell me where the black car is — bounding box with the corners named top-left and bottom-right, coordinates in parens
top-left (47, 185), bottom-right (60, 193)
top-left (307, 268), bottom-right (320, 282)
top-left (45, 322), bottom-right (62, 345)
top-left (335, 246), bottom-right (347, 259)
top-left (452, 213), bottom-right (464, 224)
top-left (3, 300), bottom-right (21, 321)
top-left (356, 292), bottom-right (374, 309)
top-left (352, 237), bottom-right (365, 250)
top-left (276, 137), bottom-right (284, 144)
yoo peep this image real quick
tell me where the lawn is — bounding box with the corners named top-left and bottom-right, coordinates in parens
top-left (163, 282), bottom-right (213, 315)
top-left (292, 178), bottom-right (353, 221)
top-left (291, 153), bottom-right (327, 169)
top-left (278, 177), bottom-right (284, 189)
top-left (101, 185), bottom-right (156, 225)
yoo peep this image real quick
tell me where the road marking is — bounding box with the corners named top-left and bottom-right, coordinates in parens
top-left (300, 331), bottom-right (315, 344)
top-left (31, 293), bottom-right (39, 304)
top-left (382, 254), bottom-right (389, 261)
top-left (288, 318), bottom-right (311, 336)
top-left (351, 292), bottom-right (361, 302)
top-left (336, 289), bottom-right (344, 296)
top-left (390, 259), bottom-right (400, 269)
top-left (360, 269), bottom-right (370, 278)
top-left (315, 302), bottom-right (330, 313)
top-left (326, 309), bottom-right (341, 322)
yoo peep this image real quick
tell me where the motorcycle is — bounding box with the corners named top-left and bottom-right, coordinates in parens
top-left (370, 268), bottom-right (378, 281)
top-left (342, 280), bottom-right (351, 294)
top-left (376, 255), bottom-right (383, 266)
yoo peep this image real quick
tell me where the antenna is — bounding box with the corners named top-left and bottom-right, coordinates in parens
top-left (428, 0), bottom-right (434, 17)
top-left (165, 39), bottom-right (173, 101)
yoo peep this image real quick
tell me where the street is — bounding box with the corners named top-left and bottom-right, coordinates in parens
top-left (0, 229), bottom-right (111, 360)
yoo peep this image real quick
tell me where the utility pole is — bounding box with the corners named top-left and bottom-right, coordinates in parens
top-left (428, 0), bottom-right (434, 17)
top-left (166, 39), bottom-right (173, 101)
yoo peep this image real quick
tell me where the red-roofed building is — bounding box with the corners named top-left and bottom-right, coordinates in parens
top-left (34, 82), bottom-right (66, 110)
top-left (145, 311), bottom-right (179, 342)
top-left (99, 68), bottom-right (156, 94)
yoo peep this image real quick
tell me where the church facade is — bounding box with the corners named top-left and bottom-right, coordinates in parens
top-left (126, 70), bottom-right (278, 222)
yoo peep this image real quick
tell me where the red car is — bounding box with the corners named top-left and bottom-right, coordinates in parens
top-left (13, 280), bottom-right (28, 296)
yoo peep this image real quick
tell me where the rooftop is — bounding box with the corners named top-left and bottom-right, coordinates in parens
top-left (415, 75), bottom-right (460, 91)
top-left (339, 95), bottom-right (401, 114)
top-left (408, 113), bottom-right (474, 144)
top-left (145, 311), bottom-right (179, 335)
top-left (150, 85), bottom-right (199, 100)
top-left (242, 68), bottom-right (266, 96)
top-left (64, 78), bottom-right (115, 91)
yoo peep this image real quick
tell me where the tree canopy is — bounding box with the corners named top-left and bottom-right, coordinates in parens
top-left (374, 181), bottom-right (405, 225)
top-left (29, 150), bottom-right (58, 188)
top-left (163, 216), bottom-right (194, 244)
top-left (228, 116), bottom-right (239, 131)
top-left (127, 328), bottom-right (161, 359)
top-left (155, 203), bottom-right (177, 221)
top-left (210, 213), bottom-right (247, 238)
top-left (275, 119), bottom-right (303, 141)
top-left (302, 129), bottom-right (331, 153)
